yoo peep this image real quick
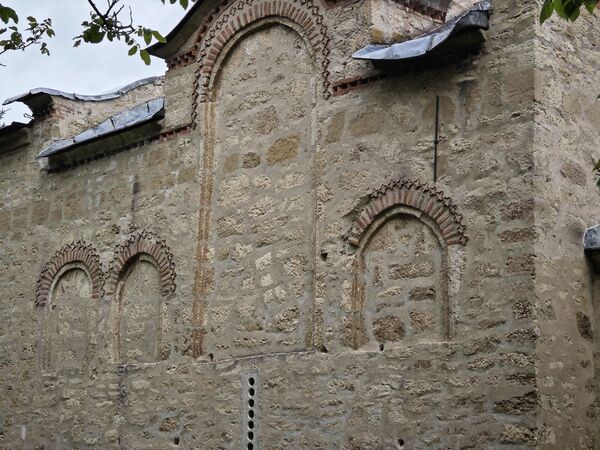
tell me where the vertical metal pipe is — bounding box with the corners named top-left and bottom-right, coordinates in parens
top-left (433, 95), bottom-right (440, 183)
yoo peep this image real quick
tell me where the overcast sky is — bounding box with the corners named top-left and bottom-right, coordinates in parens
top-left (1, 0), bottom-right (188, 123)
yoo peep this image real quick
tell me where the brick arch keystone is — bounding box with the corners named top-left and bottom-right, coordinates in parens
top-left (36, 241), bottom-right (104, 307)
top-left (347, 178), bottom-right (468, 247)
top-left (105, 230), bottom-right (176, 299)
top-left (190, 0), bottom-right (332, 124)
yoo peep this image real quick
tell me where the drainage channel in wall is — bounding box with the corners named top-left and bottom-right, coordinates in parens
top-left (243, 370), bottom-right (259, 450)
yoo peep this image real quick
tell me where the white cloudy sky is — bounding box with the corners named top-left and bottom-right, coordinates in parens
top-left (1, 0), bottom-right (188, 123)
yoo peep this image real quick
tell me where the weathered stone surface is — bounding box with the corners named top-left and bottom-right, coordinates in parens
top-left (577, 312), bottom-right (593, 341)
top-left (373, 316), bottom-right (405, 342)
top-left (493, 391), bottom-right (538, 415)
top-left (266, 136), bottom-right (300, 166)
top-left (202, 26), bottom-right (315, 359)
top-left (0, 0), bottom-right (596, 447)
top-left (389, 261), bottom-right (435, 279)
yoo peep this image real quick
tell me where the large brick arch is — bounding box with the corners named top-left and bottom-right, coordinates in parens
top-left (347, 178), bottom-right (468, 248)
top-left (347, 178), bottom-right (467, 350)
top-left (36, 241), bottom-right (103, 307)
top-left (105, 230), bottom-right (176, 299)
top-left (190, 0), bottom-right (332, 124)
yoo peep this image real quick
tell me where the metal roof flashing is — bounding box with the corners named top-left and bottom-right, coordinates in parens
top-left (3, 76), bottom-right (163, 108)
top-left (37, 97), bottom-right (165, 169)
top-left (352, 0), bottom-right (491, 61)
top-left (584, 225), bottom-right (600, 273)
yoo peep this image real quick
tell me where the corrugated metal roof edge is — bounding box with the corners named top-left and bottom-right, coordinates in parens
top-left (3, 76), bottom-right (164, 106)
top-left (37, 97), bottom-right (165, 159)
top-left (352, 0), bottom-right (491, 61)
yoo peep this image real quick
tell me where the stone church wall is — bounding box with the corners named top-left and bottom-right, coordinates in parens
top-left (532, 11), bottom-right (600, 448)
top-left (1, 0), bottom-right (594, 447)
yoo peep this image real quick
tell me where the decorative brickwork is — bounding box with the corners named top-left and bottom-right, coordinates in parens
top-left (167, 49), bottom-right (199, 69)
top-left (105, 230), bottom-right (176, 299)
top-left (332, 74), bottom-right (386, 96)
top-left (36, 241), bottom-right (103, 307)
top-left (190, 24), bottom-right (317, 358)
top-left (166, 0), bottom-right (236, 70)
top-left (348, 178), bottom-right (468, 247)
top-left (190, 0), bottom-right (332, 126)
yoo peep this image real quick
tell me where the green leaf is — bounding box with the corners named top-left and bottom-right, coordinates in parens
top-left (592, 159), bottom-right (600, 172)
top-left (540, 0), bottom-right (555, 22)
top-left (569, 4), bottom-right (581, 19)
top-left (585, 0), bottom-right (597, 13)
top-left (143, 29), bottom-right (152, 45)
top-left (0, 6), bottom-right (18, 24)
top-left (128, 45), bottom-right (138, 55)
top-left (180, 0), bottom-right (189, 8)
top-left (82, 25), bottom-right (105, 44)
top-left (554, 0), bottom-right (567, 18)
top-left (140, 49), bottom-right (151, 65)
top-left (151, 30), bottom-right (167, 43)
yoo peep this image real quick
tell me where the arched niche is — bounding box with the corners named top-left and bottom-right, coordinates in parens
top-left (191, 19), bottom-right (318, 358)
top-left (348, 179), bottom-right (467, 350)
top-left (106, 231), bottom-right (176, 363)
top-left (191, 0), bottom-right (331, 114)
top-left (36, 241), bottom-right (103, 370)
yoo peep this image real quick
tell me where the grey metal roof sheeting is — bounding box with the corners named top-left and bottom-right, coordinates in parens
top-left (37, 97), bottom-right (165, 159)
top-left (3, 76), bottom-right (163, 106)
top-left (352, 0), bottom-right (491, 61)
top-left (584, 224), bottom-right (600, 273)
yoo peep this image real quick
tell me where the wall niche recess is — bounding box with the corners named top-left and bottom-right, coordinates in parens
top-left (36, 241), bottom-right (104, 370)
top-left (105, 230), bottom-right (176, 363)
top-left (347, 179), bottom-right (467, 350)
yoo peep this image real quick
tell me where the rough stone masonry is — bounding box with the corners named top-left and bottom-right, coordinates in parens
top-left (1, 0), bottom-right (599, 448)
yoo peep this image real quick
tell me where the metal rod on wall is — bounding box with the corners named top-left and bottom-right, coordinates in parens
top-left (433, 95), bottom-right (439, 183)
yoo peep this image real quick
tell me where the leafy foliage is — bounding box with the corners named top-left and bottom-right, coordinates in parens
top-left (0, 0), bottom-right (193, 66)
top-left (0, 5), bottom-right (53, 64)
top-left (540, 0), bottom-right (597, 23)
top-left (540, 0), bottom-right (600, 184)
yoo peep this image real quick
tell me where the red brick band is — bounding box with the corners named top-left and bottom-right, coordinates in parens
top-left (105, 230), bottom-right (176, 299)
top-left (348, 178), bottom-right (468, 247)
top-left (36, 241), bottom-right (103, 307)
top-left (189, 0), bottom-right (331, 126)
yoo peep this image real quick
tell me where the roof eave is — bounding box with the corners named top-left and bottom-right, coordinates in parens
top-left (352, 0), bottom-right (491, 61)
top-left (3, 76), bottom-right (163, 108)
top-left (39, 116), bottom-right (164, 172)
top-left (146, 0), bottom-right (216, 59)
